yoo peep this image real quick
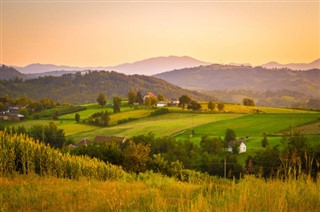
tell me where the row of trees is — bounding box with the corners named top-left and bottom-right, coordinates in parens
top-left (179, 95), bottom-right (225, 112)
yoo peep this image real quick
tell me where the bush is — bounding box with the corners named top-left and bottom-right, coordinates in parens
top-left (150, 108), bottom-right (169, 116)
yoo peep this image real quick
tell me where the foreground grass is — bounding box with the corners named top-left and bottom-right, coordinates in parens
top-left (1, 174), bottom-right (319, 211)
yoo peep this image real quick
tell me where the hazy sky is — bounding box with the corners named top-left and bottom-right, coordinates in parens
top-left (1, 0), bottom-right (319, 67)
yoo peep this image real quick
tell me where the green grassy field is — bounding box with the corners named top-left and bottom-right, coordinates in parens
top-left (67, 113), bottom-right (245, 141)
top-left (176, 113), bottom-right (320, 139)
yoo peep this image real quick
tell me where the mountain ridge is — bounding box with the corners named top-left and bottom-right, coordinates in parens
top-left (12, 56), bottom-right (211, 76)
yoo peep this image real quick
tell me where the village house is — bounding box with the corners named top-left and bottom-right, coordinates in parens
top-left (228, 138), bottom-right (247, 154)
top-left (0, 106), bottom-right (25, 121)
top-left (143, 92), bottom-right (157, 103)
top-left (156, 101), bottom-right (167, 107)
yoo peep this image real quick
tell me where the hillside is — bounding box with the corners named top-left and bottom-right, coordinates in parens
top-left (0, 70), bottom-right (212, 104)
top-left (0, 65), bottom-right (25, 80)
top-left (13, 56), bottom-right (211, 76)
top-left (154, 64), bottom-right (320, 97)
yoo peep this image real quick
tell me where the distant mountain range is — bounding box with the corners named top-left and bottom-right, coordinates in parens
top-left (261, 58), bottom-right (320, 70)
top-left (6, 57), bottom-right (320, 79)
top-left (12, 56), bottom-right (211, 76)
top-left (154, 64), bottom-right (320, 97)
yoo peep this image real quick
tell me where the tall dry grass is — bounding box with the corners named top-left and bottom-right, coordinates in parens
top-left (1, 174), bottom-right (319, 211)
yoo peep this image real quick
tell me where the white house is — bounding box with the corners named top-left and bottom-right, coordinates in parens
top-left (239, 142), bottom-right (246, 153)
top-left (228, 140), bottom-right (247, 154)
top-left (157, 101), bottom-right (167, 107)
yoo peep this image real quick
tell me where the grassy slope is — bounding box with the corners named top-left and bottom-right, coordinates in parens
top-left (67, 113), bottom-right (244, 141)
top-left (1, 174), bottom-right (319, 211)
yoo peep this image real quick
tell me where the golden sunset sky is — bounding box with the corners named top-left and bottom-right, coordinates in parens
top-left (1, 0), bottom-right (319, 67)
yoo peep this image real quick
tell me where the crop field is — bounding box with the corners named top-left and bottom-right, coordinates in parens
top-left (176, 113), bottom-right (320, 139)
top-left (67, 113), bottom-right (245, 141)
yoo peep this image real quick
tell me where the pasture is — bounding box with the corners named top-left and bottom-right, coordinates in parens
top-left (67, 113), bottom-right (245, 141)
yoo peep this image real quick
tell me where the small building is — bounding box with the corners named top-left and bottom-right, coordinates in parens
top-left (143, 92), bottom-right (157, 103)
top-left (167, 99), bottom-right (180, 107)
top-left (228, 138), bottom-right (247, 154)
top-left (157, 101), bottom-right (167, 107)
top-left (239, 142), bottom-right (246, 153)
top-left (74, 138), bottom-right (90, 147)
top-left (0, 113), bottom-right (24, 121)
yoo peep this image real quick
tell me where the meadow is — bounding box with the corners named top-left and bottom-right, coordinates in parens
top-left (1, 104), bottom-right (320, 211)
top-left (1, 173), bottom-right (319, 211)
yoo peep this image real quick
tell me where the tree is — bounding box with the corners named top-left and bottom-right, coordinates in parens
top-left (261, 134), bottom-right (269, 148)
top-left (157, 94), bottom-right (165, 101)
top-left (75, 113), bottom-right (80, 123)
top-left (243, 98), bottom-right (255, 106)
top-left (135, 91), bottom-right (143, 105)
top-left (100, 111), bottom-right (110, 126)
top-left (187, 100), bottom-right (201, 111)
top-left (144, 97), bottom-right (151, 108)
top-left (113, 96), bottom-right (122, 113)
top-left (123, 140), bottom-right (151, 173)
top-left (208, 101), bottom-right (215, 111)
top-left (200, 136), bottom-right (223, 155)
top-left (52, 111), bottom-right (59, 120)
top-left (150, 97), bottom-right (158, 106)
top-left (179, 95), bottom-right (191, 110)
top-left (97, 93), bottom-right (106, 107)
top-left (224, 128), bottom-right (236, 148)
top-left (217, 103), bottom-right (224, 112)
top-left (127, 90), bottom-right (136, 106)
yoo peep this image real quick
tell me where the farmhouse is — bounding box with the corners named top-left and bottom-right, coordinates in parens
top-left (167, 99), bottom-right (180, 107)
top-left (0, 106), bottom-right (25, 121)
top-left (143, 92), bottom-right (157, 103)
top-left (157, 101), bottom-right (167, 107)
top-left (228, 138), bottom-right (247, 154)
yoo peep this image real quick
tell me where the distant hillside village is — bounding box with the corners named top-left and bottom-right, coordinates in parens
top-left (0, 106), bottom-right (25, 121)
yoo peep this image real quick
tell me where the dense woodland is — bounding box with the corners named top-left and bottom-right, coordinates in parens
top-left (0, 70), bottom-right (211, 104)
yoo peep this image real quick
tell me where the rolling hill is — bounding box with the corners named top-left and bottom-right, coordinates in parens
top-left (154, 64), bottom-right (320, 97)
top-left (0, 65), bottom-right (26, 80)
top-left (0, 70), bottom-right (212, 104)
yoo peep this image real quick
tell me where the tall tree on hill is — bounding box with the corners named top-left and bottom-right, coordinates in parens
top-left (113, 96), bottom-right (122, 113)
top-left (217, 103), bottom-right (224, 112)
top-left (144, 97), bottom-right (151, 108)
top-left (127, 90), bottom-right (136, 106)
top-left (187, 100), bottom-right (201, 111)
top-left (224, 128), bottom-right (236, 148)
top-left (243, 98), bottom-right (255, 106)
top-left (157, 94), bottom-right (165, 101)
top-left (135, 91), bottom-right (144, 105)
top-left (97, 93), bottom-right (106, 107)
top-left (75, 113), bottom-right (80, 123)
top-left (208, 101), bottom-right (215, 111)
top-left (179, 95), bottom-right (191, 110)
